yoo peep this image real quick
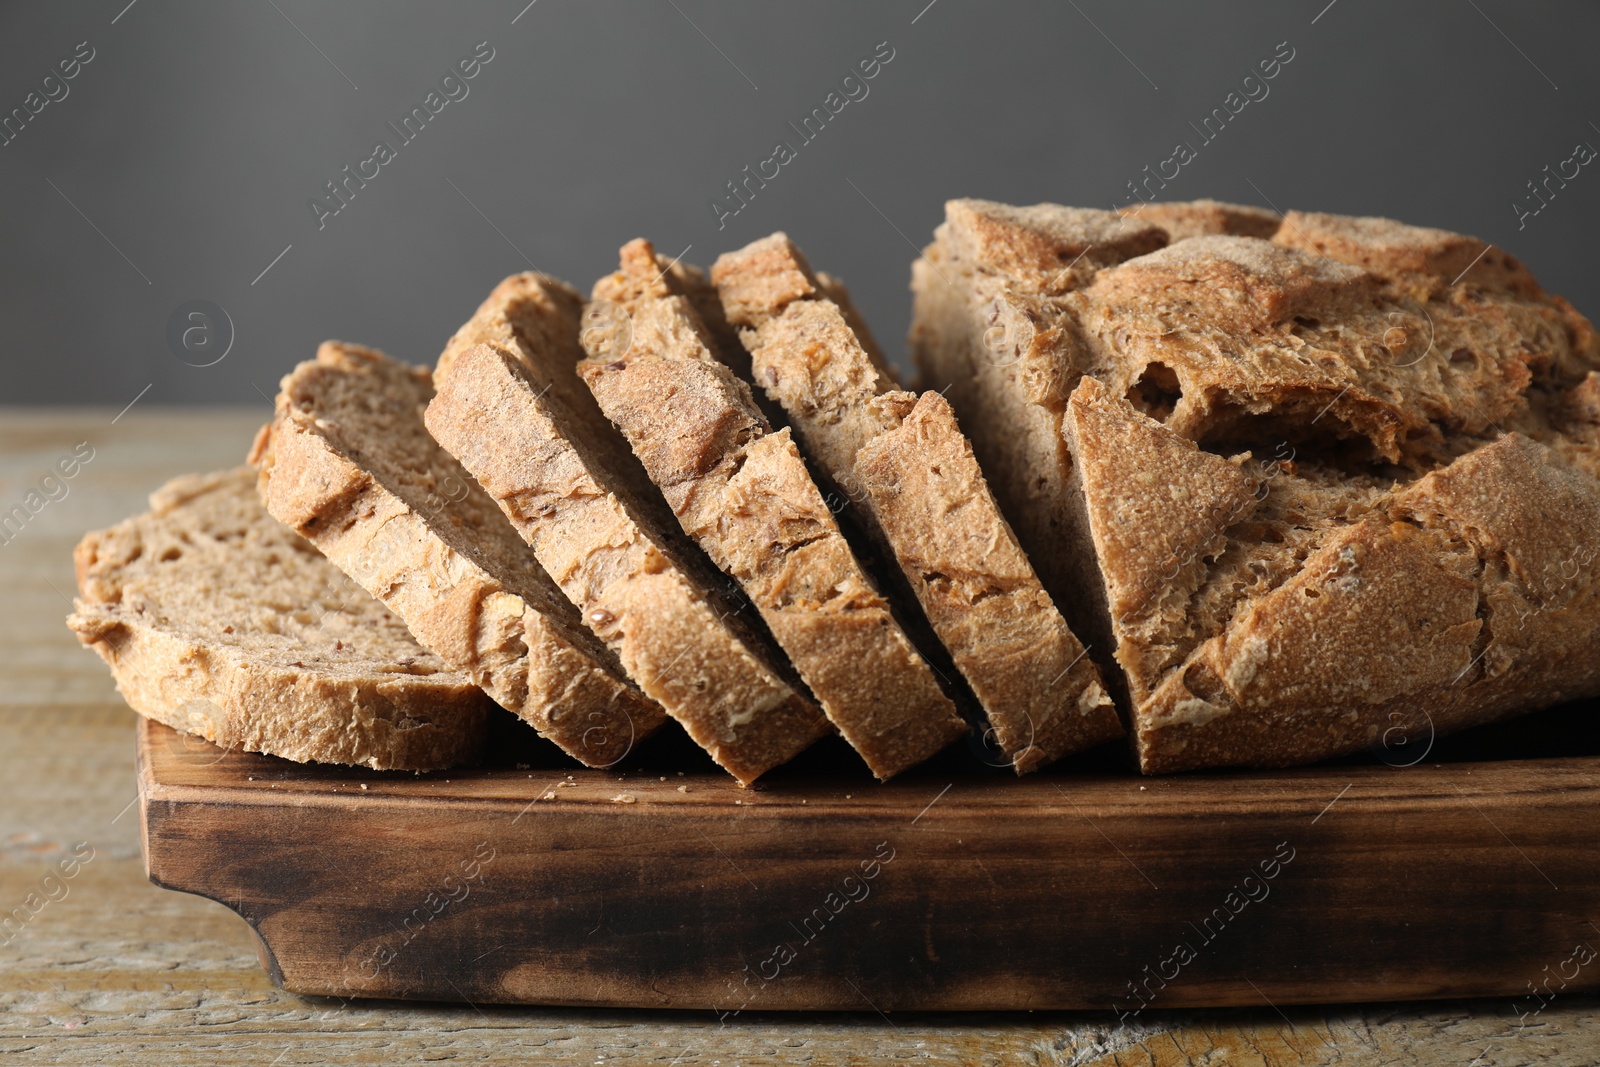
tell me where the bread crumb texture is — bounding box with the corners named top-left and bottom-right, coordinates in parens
top-left (257, 341), bottom-right (666, 769)
top-left (67, 468), bottom-right (492, 770)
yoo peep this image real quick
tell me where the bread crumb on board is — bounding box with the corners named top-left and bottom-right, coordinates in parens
top-left (611, 793), bottom-right (637, 804)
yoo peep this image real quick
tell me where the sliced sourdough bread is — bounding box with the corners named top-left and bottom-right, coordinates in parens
top-left (427, 273), bottom-right (830, 784)
top-left (713, 233), bottom-right (1122, 772)
top-left (915, 197), bottom-right (1600, 771)
top-left (67, 467), bottom-right (492, 770)
top-left (576, 239), bottom-right (964, 779)
top-left (256, 341), bottom-right (664, 768)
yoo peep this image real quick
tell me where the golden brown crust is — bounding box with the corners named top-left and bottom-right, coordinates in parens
top-left (716, 233), bottom-right (1118, 772)
top-left (1117, 198), bottom-right (1282, 241)
top-left (67, 468), bottom-right (492, 771)
top-left (942, 199), bottom-right (1168, 291)
top-left (1274, 210), bottom-right (1542, 299)
top-left (579, 239), bottom-right (961, 779)
top-left (1138, 432), bottom-right (1600, 771)
top-left (258, 342), bottom-right (664, 769)
top-left (428, 274), bottom-right (829, 784)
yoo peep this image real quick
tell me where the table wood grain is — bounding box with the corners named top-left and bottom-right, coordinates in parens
top-left (3, 407), bottom-right (1597, 1065)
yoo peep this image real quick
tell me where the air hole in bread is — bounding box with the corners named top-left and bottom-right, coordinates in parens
top-left (1197, 407), bottom-right (1391, 473)
top-left (158, 546), bottom-right (181, 562)
top-left (1182, 661), bottom-right (1229, 705)
top-left (1127, 362), bottom-right (1182, 422)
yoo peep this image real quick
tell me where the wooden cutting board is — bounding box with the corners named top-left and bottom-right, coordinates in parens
top-left (137, 704), bottom-right (1600, 1014)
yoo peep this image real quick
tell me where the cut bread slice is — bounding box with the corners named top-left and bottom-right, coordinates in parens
top-left (908, 199), bottom-right (1170, 652)
top-left (576, 238), bottom-right (964, 779)
top-left (67, 467), bottom-right (492, 770)
top-left (256, 341), bottom-right (665, 768)
top-left (428, 273), bottom-right (830, 784)
top-left (915, 197), bottom-right (1600, 772)
top-left (713, 233), bottom-right (1121, 772)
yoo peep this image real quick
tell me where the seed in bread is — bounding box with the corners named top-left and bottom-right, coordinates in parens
top-left (257, 341), bottom-right (664, 768)
top-left (67, 467), bottom-right (492, 771)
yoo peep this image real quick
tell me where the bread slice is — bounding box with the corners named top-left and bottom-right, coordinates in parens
top-left (256, 341), bottom-right (665, 768)
top-left (712, 234), bottom-right (1122, 772)
top-left (575, 239), bottom-right (964, 779)
top-left (67, 467), bottom-right (491, 770)
top-left (908, 199), bottom-right (1170, 640)
top-left (427, 274), bottom-right (830, 784)
top-left (916, 197), bottom-right (1600, 771)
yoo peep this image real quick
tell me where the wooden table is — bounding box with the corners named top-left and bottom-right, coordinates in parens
top-left (3, 407), bottom-right (1596, 1066)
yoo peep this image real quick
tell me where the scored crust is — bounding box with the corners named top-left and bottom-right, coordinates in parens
top-left (714, 233), bottom-right (1122, 772)
top-left (1117, 198), bottom-right (1282, 242)
top-left (257, 341), bottom-right (665, 768)
top-left (577, 238), bottom-right (964, 779)
top-left (428, 273), bottom-right (830, 784)
top-left (67, 467), bottom-right (492, 770)
top-left (914, 197), bottom-right (1600, 772)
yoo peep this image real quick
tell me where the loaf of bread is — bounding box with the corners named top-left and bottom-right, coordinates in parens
top-left (716, 234), bottom-right (1122, 773)
top-left (69, 195), bottom-right (1600, 781)
top-left (256, 341), bottom-right (666, 768)
top-left (576, 239), bottom-right (965, 779)
top-left (427, 274), bottom-right (830, 784)
top-left (913, 197), bottom-right (1600, 771)
top-left (67, 467), bottom-right (491, 770)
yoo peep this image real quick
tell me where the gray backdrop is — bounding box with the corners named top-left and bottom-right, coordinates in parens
top-left (2, 0), bottom-right (1596, 405)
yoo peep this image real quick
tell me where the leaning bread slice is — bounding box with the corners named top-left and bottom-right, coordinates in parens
top-left (428, 274), bottom-right (830, 784)
top-left (576, 239), bottom-right (964, 779)
top-left (257, 342), bottom-right (665, 768)
top-left (67, 467), bottom-right (492, 770)
top-left (713, 234), bottom-right (1122, 771)
top-left (908, 199), bottom-right (1170, 644)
